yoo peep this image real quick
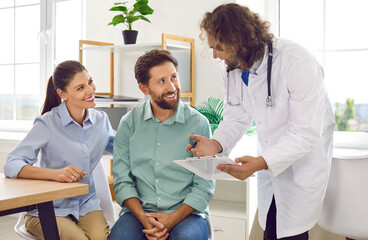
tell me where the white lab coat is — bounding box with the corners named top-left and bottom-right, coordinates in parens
top-left (212, 38), bottom-right (335, 238)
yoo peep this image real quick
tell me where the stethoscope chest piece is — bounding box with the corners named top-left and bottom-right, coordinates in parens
top-left (265, 96), bottom-right (273, 107)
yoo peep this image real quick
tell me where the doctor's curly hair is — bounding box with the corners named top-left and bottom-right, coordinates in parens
top-left (200, 3), bottom-right (273, 71)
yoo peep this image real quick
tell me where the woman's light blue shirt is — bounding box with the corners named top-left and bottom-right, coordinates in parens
top-left (4, 101), bottom-right (115, 219)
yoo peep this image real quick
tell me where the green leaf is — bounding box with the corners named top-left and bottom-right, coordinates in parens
top-left (193, 97), bottom-right (224, 128)
top-left (127, 10), bottom-right (137, 17)
top-left (114, 2), bottom-right (128, 6)
top-left (136, 0), bottom-right (148, 4)
top-left (246, 126), bottom-right (256, 136)
top-left (125, 15), bottom-right (140, 24)
top-left (109, 6), bottom-right (127, 12)
top-left (136, 15), bottom-right (151, 23)
top-left (109, 15), bottom-right (125, 26)
top-left (109, 1), bottom-right (153, 28)
top-left (210, 123), bottom-right (219, 133)
top-left (193, 97), bottom-right (257, 135)
top-left (133, 0), bottom-right (154, 15)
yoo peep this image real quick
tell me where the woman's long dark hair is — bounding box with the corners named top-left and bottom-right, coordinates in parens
top-left (41, 60), bottom-right (86, 115)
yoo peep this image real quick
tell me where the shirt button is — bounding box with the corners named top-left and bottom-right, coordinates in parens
top-left (156, 180), bottom-right (159, 183)
top-left (253, 96), bottom-right (256, 100)
top-left (258, 121), bottom-right (261, 124)
top-left (156, 162), bottom-right (159, 166)
top-left (265, 140), bottom-right (268, 144)
top-left (160, 124), bottom-right (163, 127)
top-left (158, 197), bottom-right (161, 201)
top-left (157, 143), bottom-right (160, 146)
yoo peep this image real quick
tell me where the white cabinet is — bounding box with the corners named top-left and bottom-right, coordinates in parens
top-left (209, 135), bottom-right (258, 240)
top-left (209, 177), bottom-right (257, 240)
top-left (211, 215), bottom-right (246, 240)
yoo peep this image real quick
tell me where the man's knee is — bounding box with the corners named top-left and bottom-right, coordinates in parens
top-left (109, 213), bottom-right (144, 240)
top-left (170, 230), bottom-right (208, 240)
top-left (170, 215), bottom-right (208, 240)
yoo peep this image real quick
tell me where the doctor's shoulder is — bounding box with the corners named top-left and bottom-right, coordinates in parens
top-left (277, 38), bottom-right (317, 63)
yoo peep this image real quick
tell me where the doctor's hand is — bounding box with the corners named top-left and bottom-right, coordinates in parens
top-left (217, 156), bottom-right (268, 181)
top-left (186, 135), bottom-right (223, 157)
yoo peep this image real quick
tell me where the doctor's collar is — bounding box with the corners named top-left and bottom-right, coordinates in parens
top-left (231, 57), bottom-right (263, 75)
top-left (255, 43), bottom-right (273, 75)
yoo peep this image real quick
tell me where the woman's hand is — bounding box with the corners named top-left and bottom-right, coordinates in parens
top-left (52, 165), bottom-right (86, 183)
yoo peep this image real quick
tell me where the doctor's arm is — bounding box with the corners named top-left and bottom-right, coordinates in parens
top-left (217, 155), bottom-right (268, 180)
top-left (262, 58), bottom-right (330, 177)
top-left (187, 68), bottom-right (253, 157)
top-left (186, 134), bottom-right (222, 156)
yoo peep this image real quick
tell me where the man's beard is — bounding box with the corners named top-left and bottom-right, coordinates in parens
top-left (150, 89), bottom-right (180, 110)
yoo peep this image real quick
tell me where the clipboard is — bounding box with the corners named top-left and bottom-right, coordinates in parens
top-left (173, 157), bottom-right (240, 180)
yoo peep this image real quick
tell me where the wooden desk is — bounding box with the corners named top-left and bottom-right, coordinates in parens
top-left (0, 173), bottom-right (89, 240)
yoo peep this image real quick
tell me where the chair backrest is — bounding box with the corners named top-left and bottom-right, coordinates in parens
top-left (14, 160), bottom-right (116, 239)
top-left (92, 160), bottom-right (116, 227)
top-left (204, 206), bottom-right (214, 240)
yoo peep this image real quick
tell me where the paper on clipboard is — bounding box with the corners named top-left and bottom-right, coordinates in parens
top-left (173, 157), bottom-right (239, 180)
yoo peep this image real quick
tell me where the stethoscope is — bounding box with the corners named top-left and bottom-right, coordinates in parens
top-left (227, 42), bottom-right (273, 107)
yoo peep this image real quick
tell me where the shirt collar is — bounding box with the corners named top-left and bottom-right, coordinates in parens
top-left (143, 99), bottom-right (186, 124)
top-left (255, 40), bottom-right (274, 75)
top-left (84, 109), bottom-right (93, 125)
top-left (249, 57), bottom-right (263, 74)
top-left (59, 101), bottom-right (93, 127)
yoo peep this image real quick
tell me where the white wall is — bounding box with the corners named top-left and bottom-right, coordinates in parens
top-left (85, 0), bottom-right (239, 105)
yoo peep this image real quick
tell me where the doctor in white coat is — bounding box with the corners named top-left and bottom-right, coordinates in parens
top-left (187, 3), bottom-right (335, 240)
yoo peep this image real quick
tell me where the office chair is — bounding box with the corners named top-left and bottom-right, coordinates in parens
top-left (204, 206), bottom-right (214, 240)
top-left (14, 160), bottom-right (116, 239)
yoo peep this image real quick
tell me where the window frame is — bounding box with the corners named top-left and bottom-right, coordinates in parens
top-left (266, 0), bottom-right (368, 148)
top-left (0, 0), bottom-right (84, 132)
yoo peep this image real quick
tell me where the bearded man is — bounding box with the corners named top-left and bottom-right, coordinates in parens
top-left (109, 49), bottom-right (215, 240)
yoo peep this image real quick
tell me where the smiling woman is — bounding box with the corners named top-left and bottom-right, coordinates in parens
top-left (41, 60), bottom-right (96, 126)
top-left (53, 70), bottom-right (96, 126)
top-left (4, 60), bottom-right (115, 240)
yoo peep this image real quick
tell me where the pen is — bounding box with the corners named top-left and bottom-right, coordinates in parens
top-left (191, 141), bottom-right (197, 149)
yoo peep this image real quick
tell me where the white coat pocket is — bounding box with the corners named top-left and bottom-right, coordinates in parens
top-left (291, 141), bottom-right (328, 189)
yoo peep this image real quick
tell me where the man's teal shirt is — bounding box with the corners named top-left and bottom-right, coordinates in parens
top-left (113, 100), bottom-right (215, 216)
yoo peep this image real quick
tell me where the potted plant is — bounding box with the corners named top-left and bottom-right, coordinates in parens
top-left (193, 97), bottom-right (256, 135)
top-left (108, 0), bottom-right (154, 44)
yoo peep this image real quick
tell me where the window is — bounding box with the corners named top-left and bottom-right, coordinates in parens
top-left (0, 0), bottom-right (83, 131)
top-left (279, 0), bottom-right (368, 132)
